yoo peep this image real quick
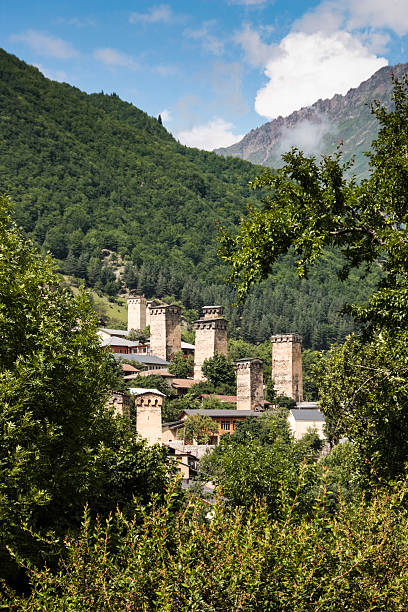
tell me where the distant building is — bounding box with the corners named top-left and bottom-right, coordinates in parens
top-left (130, 388), bottom-right (164, 445)
top-left (288, 409), bottom-right (325, 440)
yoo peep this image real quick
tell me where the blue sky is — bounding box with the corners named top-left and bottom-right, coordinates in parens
top-left (1, 1), bottom-right (408, 150)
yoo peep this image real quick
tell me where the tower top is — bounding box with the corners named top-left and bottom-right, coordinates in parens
top-left (271, 333), bottom-right (302, 344)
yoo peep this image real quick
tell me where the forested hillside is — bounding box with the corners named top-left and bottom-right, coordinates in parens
top-left (0, 48), bottom-right (379, 349)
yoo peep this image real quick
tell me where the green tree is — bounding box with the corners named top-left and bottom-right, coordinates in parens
top-left (168, 351), bottom-right (194, 378)
top-left (0, 195), bottom-right (173, 583)
top-left (202, 353), bottom-right (235, 390)
top-left (219, 76), bottom-right (408, 484)
top-left (180, 415), bottom-right (218, 444)
top-left (219, 76), bottom-right (408, 335)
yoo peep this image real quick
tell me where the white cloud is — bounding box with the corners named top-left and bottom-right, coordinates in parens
top-left (175, 118), bottom-right (244, 150)
top-left (129, 4), bottom-right (184, 25)
top-left (234, 23), bottom-right (278, 67)
top-left (184, 21), bottom-right (224, 56)
top-left (93, 48), bottom-right (139, 70)
top-left (295, 0), bottom-right (408, 38)
top-left (276, 116), bottom-right (336, 157)
top-left (159, 109), bottom-right (172, 122)
top-left (35, 64), bottom-right (68, 82)
top-left (10, 30), bottom-right (78, 59)
top-left (345, 0), bottom-right (408, 36)
top-left (255, 31), bottom-right (387, 119)
top-left (153, 64), bottom-right (179, 77)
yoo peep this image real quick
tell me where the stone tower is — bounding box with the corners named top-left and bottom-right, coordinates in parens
top-left (193, 305), bottom-right (228, 381)
top-left (127, 295), bottom-right (146, 332)
top-left (150, 304), bottom-right (181, 361)
top-left (236, 358), bottom-right (264, 411)
top-left (271, 334), bottom-right (303, 402)
top-left (134, 389), bottom-right (163, 446)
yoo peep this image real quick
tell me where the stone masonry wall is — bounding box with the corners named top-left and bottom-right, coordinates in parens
top-left (150, 305), bottom-right (181, 361)
top-left (135, 392), bottom-right (162, 446)
top-left (127, 296), bottom-right (146, 331)
top-left (193, 313), bottom-right (228, 381)
top-left (271, 334), bottom-right (303, 402)
top-left (236, 358), bottom-right (264, 411)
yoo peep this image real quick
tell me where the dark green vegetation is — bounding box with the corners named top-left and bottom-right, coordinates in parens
top-left (221, 75), bottom-right (408, 486)
top-left (0, 48), bottom-right (380, 350)
top-left (3, 71), bottom-right (408, 611)
top-left (7, 480), bottom-right (408, 610)
top-left (0, 194), bottom-right (176, 587)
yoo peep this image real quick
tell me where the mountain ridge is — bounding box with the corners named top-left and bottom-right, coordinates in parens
top-left (215, 63), bottom-right (408, 179)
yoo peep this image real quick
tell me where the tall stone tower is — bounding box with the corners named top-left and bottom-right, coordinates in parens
top-left (271, 334), bottom-right (303, 402)
top-left (150, 304), bottom-right (181, 361)
top-left (127, 295), bottom-right (146, 332)
top-left (236, 358), bottom-right (264, 411)
top-left (134, 389), bottom-right (163, 446)
top-left (193, 305), bottom-right (228, 381)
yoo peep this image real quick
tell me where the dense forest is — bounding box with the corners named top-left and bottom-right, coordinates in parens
top-left (0, 48), bottom-right (379, 349)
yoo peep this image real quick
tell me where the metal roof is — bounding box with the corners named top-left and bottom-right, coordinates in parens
top-left (181, 409), bottom-right (261, 418)
top-left (101, 336), bottom-right (139, 347)
top-left (296, 401), bottom-right (320, 409)
top-left (113, 353), bottom-right (169, 365)
top-left (129, 387), bottom-right (165, 397)
top-left (99, 328), bottom-right (129, 336)
top-left (289, 409), bottom-right (325, 422)
top-left (181, 341), bottom-right (195, 349)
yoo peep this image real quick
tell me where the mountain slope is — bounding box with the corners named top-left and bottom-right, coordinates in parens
top-left (215, 63), bottom-right (408, 179)
top-left (0, 48), bottom-right (382, 350)
top-left (0, 48), bottom-right (261, 284)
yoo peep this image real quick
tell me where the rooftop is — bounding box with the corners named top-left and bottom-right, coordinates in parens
top-left (289, 409), bottom-right (325, 422)
top-left (181, 409), bottom-right (261, 418)
top-left (99, 327), bottom-right (128, 337)
top-left (113, 353), bottom-right (170, 366)
top-left (129, 387), bottom-right (165, 397)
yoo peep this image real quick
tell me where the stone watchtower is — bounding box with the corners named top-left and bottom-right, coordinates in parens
top-left (236, 358), bottom-right (264, 411)
top-left (133, 389), bottom-right (164, 446)
top-left (193, 305), bottom-right (228, 381)
top-left (150, 304), bottom-right (181, 361)
top-left (271, 334), bottom-right (303, 402)
top-left (127, 295), bottom-right (146, 332)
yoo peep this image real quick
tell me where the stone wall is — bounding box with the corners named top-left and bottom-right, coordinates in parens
top-left (236, 358), bottom-right (264, 411)
top-left (271, 334), bottom-right (303, 402)
top-left (107, 391), bottom-right (130, 419)
top-left (135, 392), bottom-right (163, 445)
top-left (127, 295), bottom-right (146, 331)
top-left (193, 309), bottom-right (228, 381)
top-left (150, 304), bottom-right (181, 361)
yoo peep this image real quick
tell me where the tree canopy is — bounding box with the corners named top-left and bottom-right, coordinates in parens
top-left (0, 195), bottom-right (174, 582)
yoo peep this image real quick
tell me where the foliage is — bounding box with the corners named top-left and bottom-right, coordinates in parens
top-left (9, 479), bottom-right (408, 610)
top-left (161, 396), bottom-right (200, 423)
top-left (201, 353), bottom-right (235, 391)
top-left (128, 374), bottom-right (174, 398)
top-left (316, 331), bottom-right (408, 485)
top-left (128, 326), bottom-right (150, 343)
top-left (302, 349), bottom-right (323, 401)
top-left (0, 195), bottom-right (175, 583)
top-left (180, 415), bottom-right (218, 444)
top-left (200, 396), bottom-right (236, 410)
top-left (200, 409), bottom-right (321, 516)
top-left (0, 49), bottom-right (381, 350)
top-left (168, 351), bottom-right (194, 378)
top-left (219, 76), bottom-right (408, 336)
